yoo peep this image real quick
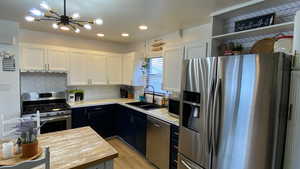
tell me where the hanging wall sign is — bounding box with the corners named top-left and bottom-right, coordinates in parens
top-left (235, 13), bottom-right (275, 32)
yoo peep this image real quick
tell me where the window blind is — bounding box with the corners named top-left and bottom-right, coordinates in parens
top-left (146, 57), bottom-right (167, 94)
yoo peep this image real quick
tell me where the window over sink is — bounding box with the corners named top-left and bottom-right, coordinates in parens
top-left (146, 57), bottom-right (167, 94)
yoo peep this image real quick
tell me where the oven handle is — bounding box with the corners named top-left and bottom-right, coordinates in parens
top-left (40, 115), bottom-right (71, 122)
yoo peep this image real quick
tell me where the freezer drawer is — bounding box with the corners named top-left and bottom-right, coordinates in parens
top-left (146, 116), bottom-right (170, 169)
top-left (178, 154), bottom-right (204, 169)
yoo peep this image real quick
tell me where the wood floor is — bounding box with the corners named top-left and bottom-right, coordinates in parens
top-left (107, 138), bottom-right (156, 169)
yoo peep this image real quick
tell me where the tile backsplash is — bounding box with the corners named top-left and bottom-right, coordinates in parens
top-left (20, 72), bottom-right (121, 100)
top-left (20, 72), bottom-right (67, 93)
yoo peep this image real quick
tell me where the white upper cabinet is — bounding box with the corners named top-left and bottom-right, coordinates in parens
top-left (47, 48), bottom-right (68, 72)
top-left (87, 54), bottom-right (107, 85)
top-left (107, 55), bottom-right (123, 84)
top-left (185, 41), bottom-right (208, 59)
top-left (68, 51), bottom-right (87, 86)
top-left (20, 44), bottom-right (68, 72)
top-left (21, 45), bottom-right (46, 71)
top-left (122, 52), bottom-right (145, 86)
top-left (163, 46), bottom-right (184, 92)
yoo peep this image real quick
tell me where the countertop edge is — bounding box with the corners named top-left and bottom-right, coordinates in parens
top-left (68, 100), bottom-right (179, 126)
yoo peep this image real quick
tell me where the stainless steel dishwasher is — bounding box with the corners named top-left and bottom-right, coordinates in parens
top-left (146, 116), bottom-right (170, 169)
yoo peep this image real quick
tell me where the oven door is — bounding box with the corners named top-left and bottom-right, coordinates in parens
top-left (40, 115), bottom-right (71, 134)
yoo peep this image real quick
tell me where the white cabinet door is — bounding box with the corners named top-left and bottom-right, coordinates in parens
top-left (68, 51), bottom-right (87, 86)
top-left (87, 54), bottom-right (107, 85)
top-left (122, 53), bottom-right (134, 85)
top-left (47, 48), bottom-right (68, 72)
top-left (185, 41), bottom-right (208, 59)
top-left (21, 46), bottom-right (45, 71)
top-left (163, 46), bottom-right (184, 92)
top-left (284, 71), bottom-right (300, 169)
top-left (107, 55), bottom-right (122, 84)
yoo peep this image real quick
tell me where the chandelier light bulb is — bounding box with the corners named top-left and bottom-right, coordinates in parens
top-left (52, 23), bottom-right (58, 29)
top-left (30, 8), bottom-right (43, 16)
top-left (94, 18), bottom-right (103, 25)
top-left (40, 2), bottom-right (50, 10)
top-left (75, 28), bottom-right (80, 33)
top-left (84, 24), bottom-right (92, 30)
top-left (60, 26), bottom-right (70, 31)
top-left (25, 16), bottom-right (35, 22)
top-left (72, 13), bottom-right (80, 19)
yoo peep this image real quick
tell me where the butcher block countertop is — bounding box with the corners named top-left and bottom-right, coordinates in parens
top-left (37, 127), bottom-right (118, 169)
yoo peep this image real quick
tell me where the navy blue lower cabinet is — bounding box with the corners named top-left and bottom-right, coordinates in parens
top-left (170, 125), bottom-right (179, 169)
top-left (115, 106), bottom-right (147, 156)
top-left (71, 107), bottom-right (89, 128)
top-left (132, 111), bottom-right (147, 155)
top-left (87, 105), bottom-right (116, 138)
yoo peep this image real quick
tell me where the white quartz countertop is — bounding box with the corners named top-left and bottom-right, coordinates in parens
top-left (68, 98), bottom-right (179, 126)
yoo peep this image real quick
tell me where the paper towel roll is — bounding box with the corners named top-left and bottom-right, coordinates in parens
top-left (293, 10), bottom-right (300, 53)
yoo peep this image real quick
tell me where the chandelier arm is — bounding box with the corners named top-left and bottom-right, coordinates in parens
top-left (38, 18), bottom-right (58, 21)
top-left (44, 15), bottom-right (60, 19)
top-left (49, 10), bottom-right (60, 17)
top-left (71, 21), bottom-right (84, 27)
top-left (69, 24), bottom-right (77, 32)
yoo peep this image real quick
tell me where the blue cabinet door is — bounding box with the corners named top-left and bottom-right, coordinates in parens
top-left (132, 111), bottom-right (147, 155)
top-left (71, 108), bottom-right (89, 128)
top-left (88, 105), bottom-right (116, 138)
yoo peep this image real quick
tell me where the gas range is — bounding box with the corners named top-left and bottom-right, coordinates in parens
top-left (21, 92), bottom-right (71, 118)
top-left (21, 92), bottom-right (72, 133)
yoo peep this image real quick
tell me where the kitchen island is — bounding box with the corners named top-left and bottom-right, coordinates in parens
top-left (37, 127), bottom-right (118, 169)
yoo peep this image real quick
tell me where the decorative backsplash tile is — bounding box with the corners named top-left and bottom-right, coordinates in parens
top-left (20, 72), bottom-right (67, 93)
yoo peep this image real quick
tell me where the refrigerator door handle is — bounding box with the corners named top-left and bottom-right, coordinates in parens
top-left (212, 77), bottom-right (221, 155)
top-left (207, 79), bottom-right (214, 153)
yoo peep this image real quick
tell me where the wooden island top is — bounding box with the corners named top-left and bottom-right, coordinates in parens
top-left (37, 127), bottom-right (118, 169)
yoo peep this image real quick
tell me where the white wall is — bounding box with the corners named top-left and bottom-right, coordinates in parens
top-left (127, 23), bottom-right (212, 53)
top-left (0, 20), bottom-right (20, 138)
top-left (19, 29), bottom-right (128, 53)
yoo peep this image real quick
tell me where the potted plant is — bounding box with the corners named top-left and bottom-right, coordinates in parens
top-left (15, 119), bottom-right (40, 158)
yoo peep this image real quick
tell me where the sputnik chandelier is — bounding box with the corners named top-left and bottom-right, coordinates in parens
top-left (25, 0), bottom-right (103, 33)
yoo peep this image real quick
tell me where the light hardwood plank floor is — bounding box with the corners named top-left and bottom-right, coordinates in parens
top-left (107, 138), bottom-right (157, 169)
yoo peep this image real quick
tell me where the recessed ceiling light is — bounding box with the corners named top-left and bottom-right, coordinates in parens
top-left (139, 25), bottom-right (148, 30)
top-left (25, 16), bottom-right (35, 22)
top-left (60, 26), bottom-right (70, 31)
top-left (121, 33), bottom-right (129, 37)
top-left (97, 33), bottom-right (105, 37)
top-left (94, 18), bottom-right (103, 25)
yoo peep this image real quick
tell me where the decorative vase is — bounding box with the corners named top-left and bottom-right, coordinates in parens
top-left (21, 141), bottom-right (38, 158)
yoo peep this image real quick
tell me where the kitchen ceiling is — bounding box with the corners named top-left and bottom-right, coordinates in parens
top-left (0, 0), bottom-right (252, 43)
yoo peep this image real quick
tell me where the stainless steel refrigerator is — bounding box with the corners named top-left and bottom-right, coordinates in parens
top-left (178, 53), bottom-right (291, 169)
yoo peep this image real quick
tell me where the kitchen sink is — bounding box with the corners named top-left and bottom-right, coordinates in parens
top-left (126, 102), bottom-right (163, 110)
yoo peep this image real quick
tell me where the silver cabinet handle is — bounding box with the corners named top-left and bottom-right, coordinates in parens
top-left (181, 160), bottom-right (192, 169)
top-left (153, 123), bottom-right (161, 128)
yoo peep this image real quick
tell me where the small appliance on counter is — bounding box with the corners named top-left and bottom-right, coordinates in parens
top-left (68, 89), bottom-right (84, 102)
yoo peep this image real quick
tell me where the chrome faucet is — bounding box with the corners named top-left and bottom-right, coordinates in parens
top-left (144, 85), bottom-right (155, 103)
